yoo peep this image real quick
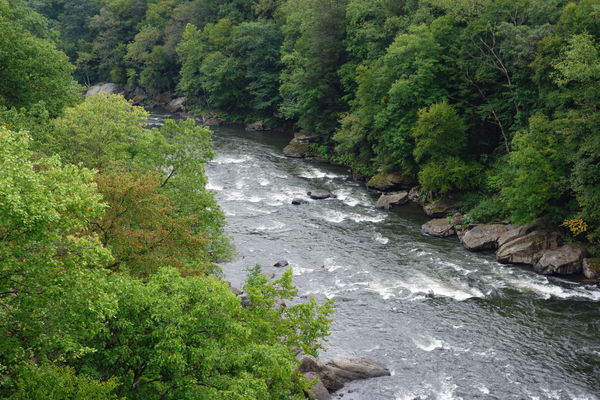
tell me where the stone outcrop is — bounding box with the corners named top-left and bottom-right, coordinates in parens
top-left (152, 91), bottom-right (172, 105)
top-left (367, 172), bottom-right (416, 192)
top-left (165, 97), bottom-right (187, 113)
top-left (283, 139), bottom-right (312, 158)
top-left (496, 230), bottom-right (562, 265)
top-left (421, 218), bottom-right (456, 238)
top-left (294, 131), bottom-right (320, 143)
top-left (375, 191), bottom-right (408, 210)
top-left (497, 225), bottom-right (535, 248)
top-left (130, 87), bottom-right (147, 104)
top-left (246, 120), bottom-right (269, 131)
top-left (85, 83), bottom-right (119, 97)
top-left (298, 354), bottom-right (390, 397)
top-left (408, 186), bottom-right (426, 205)
top-left (460, 224), bottom-right (511, 251)
top-left (583, 258), bottom-right (600, 280)
top-left (423, 198), bottom-right (460, 218)
top-left (534, 244), bottom-right (588, 275)
top-left (307, 190), bottom-right (334, 200)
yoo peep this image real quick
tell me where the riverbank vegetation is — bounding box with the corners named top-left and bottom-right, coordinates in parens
top-left (27, 0), bottom-right (600, 248)
top-left (0, 0), bottom-right (333, 397)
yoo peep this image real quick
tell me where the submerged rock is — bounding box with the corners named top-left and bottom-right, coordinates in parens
top-left (375, 191), bottom-right (409, 210)
top-left (283, 139), bottom-right (312, 158)
top-left (367, 172), bottom-right (416, 192)
top-left (534, 244), bottom-right (588, 275)
top-left (460, 224), bottom-right (511, 251)
top-left (496, 230), bottom-right (562, 265)
top-left (292, 198), bottom-right (309, 205)
top-left (421, 218), bottom-right (456, 238)
top-left (308, 190), bottom-right (334, 200)
top-left (583, 258), bottom-right (600, 280)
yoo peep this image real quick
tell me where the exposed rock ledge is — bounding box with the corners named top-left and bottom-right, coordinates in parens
top-left (298, 355), bottom-right (390, 399)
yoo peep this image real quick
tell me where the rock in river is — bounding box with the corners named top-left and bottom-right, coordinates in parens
top-left (534, 244), bottom-right (588, 275)
top-left (423, 198), bottom-right (460, 218)
top-left (292, 198), bottom-right (308, 205)
top-left (308, 190), bottom-right (334, 200)
top-left (274, 260), bottom-right (289, 267)
top-left (496, 230), bottom-right (562, 265)
top-left (421, 218), bottom-right (456, 238)
top-left (460, 224), bottom-right (511, 251)
top-left (375, 191), bottom-right (408, 210)
top-left (583, 258), bottom-right (600, 280)
top-left (283, 139), bottom-right (312, 158)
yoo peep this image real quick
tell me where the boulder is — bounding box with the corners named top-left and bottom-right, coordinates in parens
top-left (152, 91), bottom-right (172, 105)
top-left (367, 172), bottom-right (416, 192)
top-left (325, 356), bottom-right (391, 382)
top-left (283, 139), bottom-right (312, 158)
top-left (408, 186), bottom-right (427, 205)
top-left (497, 224), bottom-right (535, 248)
top-left (131, 87), bottom-right (147, 104)
top-left (534, 244), bottom-right (588, 275)
top-left (85, 83), bottom-right (119, 97)
top-left (294, 131), bottom-right (320, 143)
top-left (303, 372), bottom-right (331, 400)
top-left (583, 258), bottom-right (600, 280)
top-left (308, 190), bottom-right (334, 200)
top-left (246, 120), bottom-right (269, 131)
top-left (292, 198), bottom-right (309, 205)
top-left (375, 191), bottom-right (408, 210)
top-left (496, 230), bottom-right (562, 265)
top-left (421, 218), bottom-right (456, 238)
top-left (274, 260), bottom-right (289, 267)
top-left (166, 97), bottom-right (187, 113)
top-left (202, 115), bottom-right (222, 126)
top-left (423, 198), bottom-right (460, 218)
top-left (460, 224), bottom-right (511, 251)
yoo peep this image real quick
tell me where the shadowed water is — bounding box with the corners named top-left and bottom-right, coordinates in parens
top-left (155, 113), bottom-right (600, 399)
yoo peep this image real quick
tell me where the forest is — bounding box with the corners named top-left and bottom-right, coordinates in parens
top-left (0, 0), bottom-right (599, 398)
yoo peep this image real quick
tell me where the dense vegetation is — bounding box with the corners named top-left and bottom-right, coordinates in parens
top-left (24, 0), bottom-right (600, 245)
top-left (0, 0), bottom-right (332, 397)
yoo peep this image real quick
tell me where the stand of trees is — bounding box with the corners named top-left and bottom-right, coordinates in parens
top-left (0, 0), bottom-right (333, 398)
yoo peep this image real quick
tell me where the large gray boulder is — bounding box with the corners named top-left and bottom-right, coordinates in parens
top-left (303, 372), bottom-right (331, 400)
top-left (423, 198), bottom-right (460, 218)
top-left (496, 230), bottom-right (562, 265)
top-left (497, 224), bottom-right (536, 248)
top-left (534, 244), bottom-right (588, 275)
top-left (460, 224), bottom-right (511, 251)
top-left (375, 191), bottom-right (408, 210)
top-left (283, 139), bottom-right (312, 158)
top-left (422, 218), bottom-right (456, 238)
top-left (325, 356), bottom-right (390, 382)
top-left (583, 258), bottom-right (600, 280)
top-left (166, 96), bottom-right (187, 113)
top-left (294, 131), bottom-right (320, 143)
top-left (367, 172), bottom-right (416, 192)
top-left (308, 190), bottom-right (334, 200)
top-left (85, 83), bottom-right (119, 97)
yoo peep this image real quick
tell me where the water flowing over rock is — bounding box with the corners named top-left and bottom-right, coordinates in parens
top-left (375, 191), bottom-right (408, 210)
top-left (583, 258), bottom-right (600, 280)
top-left (367, 172), bottom-right (416, 192)
top-left (496, 230), bottom-right (562, 265)
top-left (308, 190), bottom-right (334, 200)
top-left (534, 244), bottom-right (588, 275)
top-left (85, 83), bottom-right (119, 97)
top-left (460, 224), bottom-right (511, 251)
top-left (422, 218), bottom-right (456, 238)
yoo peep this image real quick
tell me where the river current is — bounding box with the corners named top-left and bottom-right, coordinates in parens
top-left (150, 113), bottom-right (600, 400)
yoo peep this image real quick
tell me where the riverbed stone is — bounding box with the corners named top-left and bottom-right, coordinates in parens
top-left (85, 82), bottom-right (119, 97)
top-left (423, 198), bottom-right (460, 218)
top-left (308, 190), bottom-right (334, 200)
top-left (274, 260), bottom-right (289, 267)
top-left (583, 258), bottom-right (600, 280)
top-left (367, 172), bottom-right (416, 192)
top-left (283, 139), bottom-right (312, 158)
top-left (292, 198), bottom-right (308, 205)
top-left (496, 230), bottom-right (562, 265)
top-left (534, 244), bottom-right (588, 275)
top-left (460, 224), bottom-right (511, 251)
top-left (421, 218), bottom-right (456, 238)
top-left (166, 96), bottom-right (187, 113)
top-left (325, 356), bottom-right (391, 382)
top-left (375, 191), bottom-right (408, 210)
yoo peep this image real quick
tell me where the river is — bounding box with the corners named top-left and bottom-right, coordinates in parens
top-left (150, 113), bottom-right (600, 400)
